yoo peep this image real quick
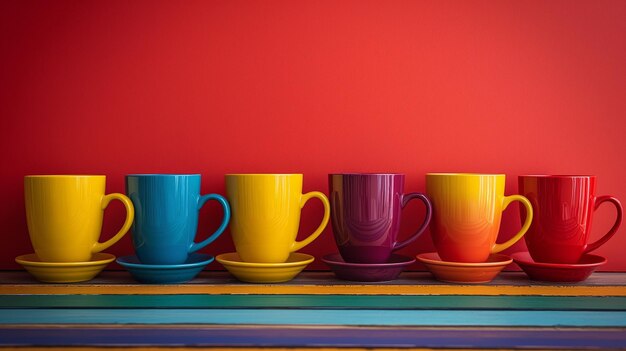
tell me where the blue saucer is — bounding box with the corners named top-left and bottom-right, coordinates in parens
top-left (116, 253), bottom-right (214, 284)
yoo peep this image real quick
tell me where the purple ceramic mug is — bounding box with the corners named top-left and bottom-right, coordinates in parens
top-left (329, 173), bottom-right (432, 263)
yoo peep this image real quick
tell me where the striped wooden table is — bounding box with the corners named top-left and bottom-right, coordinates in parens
top-left (1, 271), bottom-right (625, 350)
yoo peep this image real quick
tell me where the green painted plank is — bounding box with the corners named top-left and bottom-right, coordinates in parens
top-left (1, 294), bottom-right (625, 311)
top-left (2, 309), bottom-right (626, 327)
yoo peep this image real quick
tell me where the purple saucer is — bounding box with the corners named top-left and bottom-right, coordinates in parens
top-left (322, 253), bottom-right (415, 282)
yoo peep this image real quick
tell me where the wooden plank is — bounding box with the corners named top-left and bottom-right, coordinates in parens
top-left (1, 272), bottom-right (625, 296)
top-left (4, 271), bottom-right (626, 286)
top-left (2, 284), bottom-right (624, 296)
top-left (1, 326), bottom-right (625, 349)
top-left (2, 309), bottom-right (626, 327)
top-left (1, 294), bottom-right (625, 311)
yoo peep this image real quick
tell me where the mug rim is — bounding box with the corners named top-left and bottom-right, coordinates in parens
top-left (426, 173), bottom-right (505, 177)
top-left (519, 174), bottom-right (596, 178)
top-left (225, 173), bottom-right (303, 176)
top-left (329, 173), bottom-right (405, 176)
top-left (25, 175), bottom-right (106, 178)
top-left (126, 174), bottom-right (201, 177)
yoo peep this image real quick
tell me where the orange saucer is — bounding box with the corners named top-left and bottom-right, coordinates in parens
top-left (416, 252), bottom-right (512, 284)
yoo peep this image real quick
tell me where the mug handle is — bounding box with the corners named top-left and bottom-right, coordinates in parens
top-left (492, 194), bottom-right (533, 253)
top-left (189, 194), bottom-right (231, 253)
top-left (91, 193), bottom-right (135, 254)
top-left (584, 195), bottom-right (623, 253)
top-left (291, 191), bottom-right (330, 252)
top-left (392, 193), bottom-right (432, 251)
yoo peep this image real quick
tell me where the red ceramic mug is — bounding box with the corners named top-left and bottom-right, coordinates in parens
top-left (518, 175), bottom-right (623, 264)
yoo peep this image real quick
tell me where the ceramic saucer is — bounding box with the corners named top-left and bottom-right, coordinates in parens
top-left (216, 252), bottom-right (313, 283)
top-left (116, 253), bottom-right (213, 284)
top-left (15, 253), bottom-right (115, 283)
top-left (417, 252), bottom-right (512, 284)
top-left (322, 253), bottom-right (415, 282)
top-left (511, 251), bottom-right (607, 282)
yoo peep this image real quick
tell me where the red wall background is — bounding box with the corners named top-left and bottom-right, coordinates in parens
top-left (1, 0), bottom-right (625, 270)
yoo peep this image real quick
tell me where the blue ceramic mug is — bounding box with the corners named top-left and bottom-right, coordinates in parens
top-left (126, 174), bottom-right (230, 265)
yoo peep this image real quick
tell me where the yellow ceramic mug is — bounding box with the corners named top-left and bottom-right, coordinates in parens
top-left (226, 174), bottom-right (330, 263)
top-left (24, 175), bottom-right (135, 262)
top-left (426, 173), bottom-right (533, 263)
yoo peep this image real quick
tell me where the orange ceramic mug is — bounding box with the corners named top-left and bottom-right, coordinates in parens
top-left (426, 173), bottom-right (533, 263)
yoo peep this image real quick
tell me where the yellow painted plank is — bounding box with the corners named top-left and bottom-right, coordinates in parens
top-left (2, 271), bottom-right (625, 296)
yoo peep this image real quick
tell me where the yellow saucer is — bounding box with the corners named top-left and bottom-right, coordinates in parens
top-left (216, 252), bottom-right (314, 283)
top-left (15, 253), bottom-right (115, 283)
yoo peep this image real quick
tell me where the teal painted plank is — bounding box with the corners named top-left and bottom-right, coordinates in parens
top-left (2, 309), bottom-right (626, 327)
top-left (2, 295), bottom-right (625, 310)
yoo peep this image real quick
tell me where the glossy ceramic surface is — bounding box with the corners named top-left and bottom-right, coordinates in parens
top-left (116, 253), bottom-right (214, 284)
top-left (225, 174), bottom-right (330, 263)
top-left (511, 251), bottom-right (606, 282)
top-left (426, 173), bottom-right (533, 263)
top-left (417, 252), bottom-right (512, 284)
top-left (126, 174), bottom-right (230, 265)
top-left (329, 174), bottom-right (432, 263)
top-left (519, 175), bottom-right (623, 264)
top-left (24, 175), bottom-right (134, 262)
top-left (322, 253), bottom-right (416, 282)
top-left (216, 252), bottom-right (314, 283)
top-left (15, 253), bottom-right (115, 283)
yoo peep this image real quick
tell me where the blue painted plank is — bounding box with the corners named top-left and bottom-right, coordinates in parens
top-left (1, 326), bottom-right (626, 349)
top-left (2, 309), bottom-right (626, 327)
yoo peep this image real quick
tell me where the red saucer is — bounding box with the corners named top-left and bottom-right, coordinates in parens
top-left (511, 251), bottom-right (607, 282)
